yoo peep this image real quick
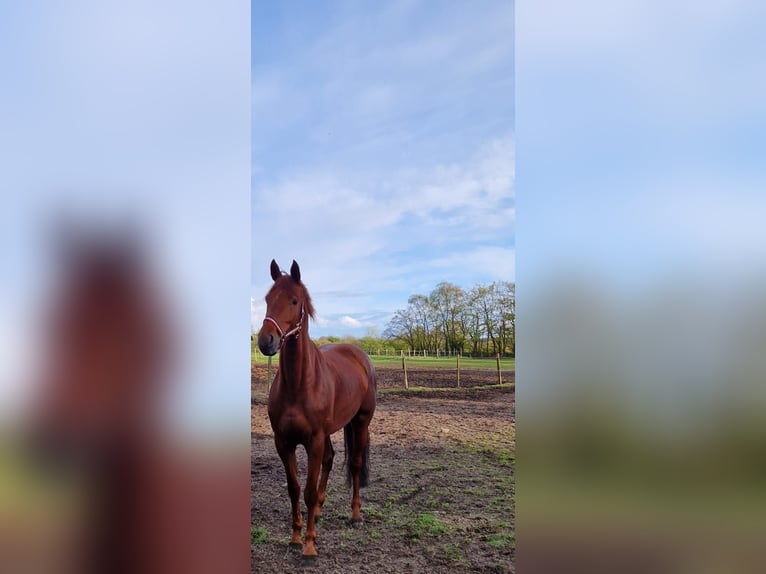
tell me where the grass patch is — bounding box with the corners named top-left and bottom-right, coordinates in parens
top-left (410, 512), bottom-right (449, 539)
top-left (442, 542), bottom-right (465, 562)
top-left (464, 486), bottom-right (491, 497)
top-left (252, 352), bottom-right (515, 372)
top-left (363, 503), bottom-right (385, 520)
top-left (455, 428), bottom-right (516, 467)
top-left (427, 496), bottom-right (449, 509)
top-left (250, 527), bottom-right (269, 545)
top-left (368, 355), bottom-right (515, 371)
top-left (487, 531), bottom-right (515, 548)
top-left (386, 509), bottom-right (449, 540)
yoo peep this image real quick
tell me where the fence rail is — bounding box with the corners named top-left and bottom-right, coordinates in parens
top-left (251, 352), bottom-right (515, 392)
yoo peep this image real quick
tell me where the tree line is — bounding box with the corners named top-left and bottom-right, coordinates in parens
top-left (383, 281), bottom-right (515, 357)
top-left (253, 280), bottom-right (515, 358)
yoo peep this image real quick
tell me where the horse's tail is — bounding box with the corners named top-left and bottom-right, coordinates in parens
top-left (344, 423), bottom-right (371, 488)
top-left (343, 424), bottom-right (353, 487)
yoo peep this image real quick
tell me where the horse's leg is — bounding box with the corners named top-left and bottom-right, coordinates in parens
top-left (349, 414), bottom-right (372, 523)
top-left (302, 434), bottom-right (325, 558)
top-left (316, 435), bottom-right (334, 517)
top-left (275, 438), bottom-right (303, 547)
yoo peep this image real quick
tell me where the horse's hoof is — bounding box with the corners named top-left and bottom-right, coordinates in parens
top-left (288, 542), bottom-right (303, 551)
top-left (300, 555), bottom-right (318, 568)
top-left (350, 518), bottom-right (363, 528)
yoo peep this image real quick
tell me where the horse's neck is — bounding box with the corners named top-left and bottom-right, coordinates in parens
top-left (279, 332), bottom-right (319, 389)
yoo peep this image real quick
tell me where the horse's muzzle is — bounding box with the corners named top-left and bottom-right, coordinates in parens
top-left (257, 330), bottom-right (279, 356)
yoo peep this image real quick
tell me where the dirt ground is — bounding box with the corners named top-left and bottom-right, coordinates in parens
top-left (251, 365), bottom-right (515, 573)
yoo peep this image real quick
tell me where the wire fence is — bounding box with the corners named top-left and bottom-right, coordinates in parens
top-left (251, 352), bottom-right (515, 392)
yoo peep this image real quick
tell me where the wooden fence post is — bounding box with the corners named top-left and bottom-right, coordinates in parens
top-left (496, 354), bottom-right (502, 386)
top-left (401, 350), bottom-right (409, 389)
top-left (456, 353), bottom-right (460, 388)
top-left (267, 355), bottom-right (273, 391)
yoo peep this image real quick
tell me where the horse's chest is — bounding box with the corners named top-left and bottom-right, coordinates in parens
top-left (269, 406), bottom-right (321, 442)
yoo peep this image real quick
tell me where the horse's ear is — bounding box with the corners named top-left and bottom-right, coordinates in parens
top-left (290, 260), bottom-right (301, 283)
top-left (270, 259), bottom-right (281, 281)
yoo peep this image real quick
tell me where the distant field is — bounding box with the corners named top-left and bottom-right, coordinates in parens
top-left (252, 350), bottom-right (514, 372)
top-left (366, 354), bottom-right (514, 371)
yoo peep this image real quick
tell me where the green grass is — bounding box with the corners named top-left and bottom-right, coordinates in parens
top-left (384, 509), bottom-right (449, 541)
top-left (367, 355), bottom-right (514, 371)
top-left (250, 527), bottom-right (268, 545)
top-left (426, 495), bottom-right (450, 510)
top-left (442, 543), bottom-right (466, 563)
top-left (455, 428), bottom-right (516, 465)
top-left (362, 503), bottom-right (386, 520)
top-left (410, 512), bottom-right (449, 538)
top-left (487, 531), bottom-right (515, 548)
top-left (252, 352), bottom-right (278, 365)
top-left (252, 350), bottom-right (514, 372)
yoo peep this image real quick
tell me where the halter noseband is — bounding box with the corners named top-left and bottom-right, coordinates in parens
top-left (263, 304), bottom-right (305, 349)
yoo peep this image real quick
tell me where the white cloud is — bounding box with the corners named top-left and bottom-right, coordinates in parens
top-left (431, 246), bottom-right (515, 282)
top-left (339, 315), bottom-right (362, 328)
top-left (252, 2), bottom-right (514, 335)
top-left (252, 133), bottom-right (515, 334)
top-left (254, 133), bottom-right (513, 261)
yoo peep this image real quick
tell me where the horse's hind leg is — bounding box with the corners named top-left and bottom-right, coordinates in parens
top-left (348, 414), bottom-right (372, 523)
top-left (316, 435), bottom-right (334, 517)
top-left (275, 438), bottom-right (303, 547)
top-left (303, 435), bottom-right (326, 557)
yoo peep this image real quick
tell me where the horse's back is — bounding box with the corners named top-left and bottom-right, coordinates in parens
top-left (320, 343), bottom-right (372, 372)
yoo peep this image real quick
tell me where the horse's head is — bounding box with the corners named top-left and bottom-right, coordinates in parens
top-left (258, 259), bottom-right (315, 356)
top-left (32, 231), bottom-right (172, 464)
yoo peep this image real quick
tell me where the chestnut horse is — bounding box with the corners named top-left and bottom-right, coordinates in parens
top-left (29, 231), bottom-right (246, 574)
top-left (257, 259), bottom-right (376, 560)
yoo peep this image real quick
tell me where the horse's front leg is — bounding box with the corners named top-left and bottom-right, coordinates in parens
top-left (275, 438), bottom-right (303, 547)
top-left (302, 434), bottom-right (325, 558)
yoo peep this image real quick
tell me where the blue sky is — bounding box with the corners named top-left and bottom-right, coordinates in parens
top-left (1, 1), bottom-right (250, 437)
top-left (518, 0), bottom-right (766, 295)
top-left (517, 0), bottom-right (766, 420)
top-left (251, 0), bottom-right (515, 338)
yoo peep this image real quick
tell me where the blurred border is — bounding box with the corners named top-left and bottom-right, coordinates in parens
top-left (1, 2), bottom-right (251, 572)
top-left (518, 2), bottom-right (766, 572)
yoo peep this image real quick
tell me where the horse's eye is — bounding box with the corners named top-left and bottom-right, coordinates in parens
top-left (292, 298), bottom-right (298, 305)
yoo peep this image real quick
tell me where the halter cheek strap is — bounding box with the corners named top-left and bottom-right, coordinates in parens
top-left (264, 304), bottom-right (305, 349)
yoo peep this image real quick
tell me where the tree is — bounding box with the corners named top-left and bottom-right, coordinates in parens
top-left (383, 280), bottom-right (515, 357)
top-left (496, 281), bottom-right (515, 356)
top-left (429, 282), bottom-right (466, 355)
top-left (408, 294), bottom-right (437, 352)
top-left (383, 308), bottom-right (417, 350)
top-left (465, 285), bottom-right (486, 355)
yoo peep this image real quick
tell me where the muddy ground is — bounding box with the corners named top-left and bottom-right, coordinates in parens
top-left (251, 365), bottom-right (515, 573)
